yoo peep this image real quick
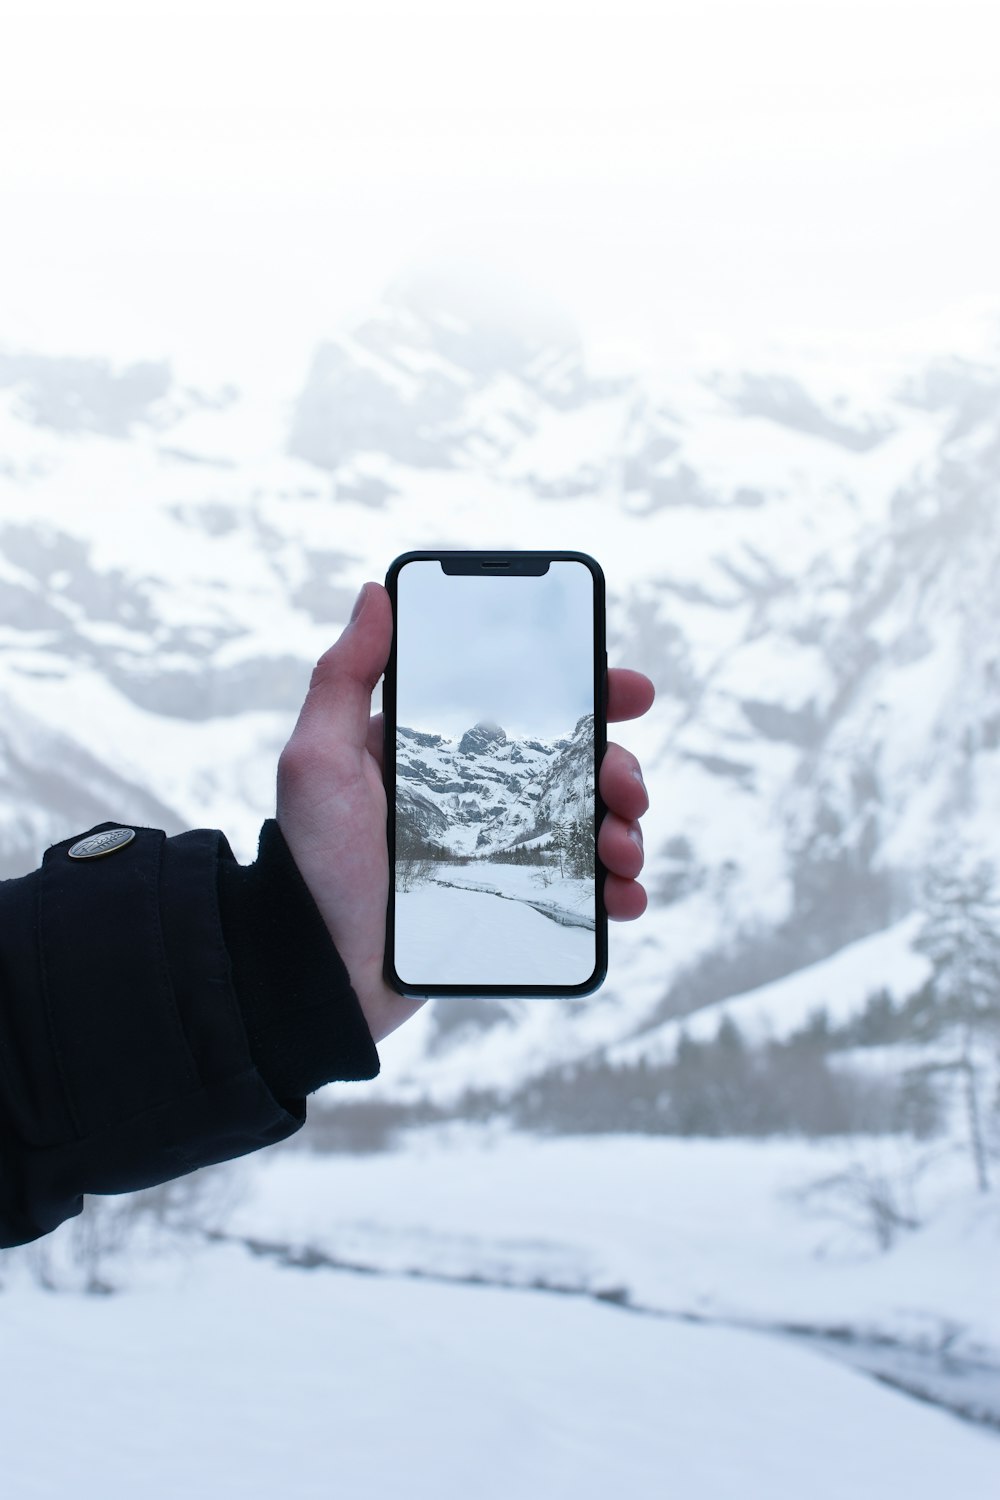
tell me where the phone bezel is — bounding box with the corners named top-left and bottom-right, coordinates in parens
top-left (383, 549), bottom-right (608, 999)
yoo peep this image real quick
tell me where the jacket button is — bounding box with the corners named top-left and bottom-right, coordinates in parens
top-left (67, 828), bottom-right (137, 860)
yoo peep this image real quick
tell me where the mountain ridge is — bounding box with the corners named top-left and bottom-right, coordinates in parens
top-left (396, 715), bottom-right (593, 858)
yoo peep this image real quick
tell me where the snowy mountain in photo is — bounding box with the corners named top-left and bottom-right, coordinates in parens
top-left (396, 713), bottom-right (593, 855)
top-left (2, 276), bottom-right (1000, 1095)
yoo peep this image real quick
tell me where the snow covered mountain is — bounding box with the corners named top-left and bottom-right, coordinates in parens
top-left (396, 713), bottom-right (593, 856)
top-left (1, 276), bottom-right (999, 1097)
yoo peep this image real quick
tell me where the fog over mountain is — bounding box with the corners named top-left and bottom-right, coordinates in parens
top-left (2, 276), bottom-right (999, 1091)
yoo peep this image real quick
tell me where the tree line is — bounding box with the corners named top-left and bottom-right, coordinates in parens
top-left (381, 841), bottom-right (1000, 1188)
top-left (395, 803), bottom-right (596, 884)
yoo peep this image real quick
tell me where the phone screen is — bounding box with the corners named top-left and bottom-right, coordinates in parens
top-left (385, 552), bottom-right (606, 996)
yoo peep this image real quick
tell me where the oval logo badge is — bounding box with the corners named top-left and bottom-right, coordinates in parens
top-left (68, 828), bottom-right (137, 860)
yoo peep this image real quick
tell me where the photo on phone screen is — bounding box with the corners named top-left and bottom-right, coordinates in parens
top-left (385, 552), bottom-right (607, 997)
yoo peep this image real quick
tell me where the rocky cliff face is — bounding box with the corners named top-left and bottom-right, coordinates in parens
top-left (396, 720), bottom-right (562, 855)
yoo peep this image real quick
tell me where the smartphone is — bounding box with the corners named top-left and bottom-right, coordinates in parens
top-left (384, 550), bottom-right (608, 998)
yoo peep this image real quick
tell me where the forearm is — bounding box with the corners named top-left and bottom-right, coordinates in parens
top-left (0, 819), bottom-right (377, 1248)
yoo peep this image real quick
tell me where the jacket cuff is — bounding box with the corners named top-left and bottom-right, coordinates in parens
top-left (216, 820), bottom-right (380, 1101)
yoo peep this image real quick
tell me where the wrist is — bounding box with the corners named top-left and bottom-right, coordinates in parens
top-left (216, 820), bottom-right (380, 1097)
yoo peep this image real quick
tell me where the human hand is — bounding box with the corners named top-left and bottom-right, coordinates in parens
top-left (277, 582), bottom-right (655, 1044)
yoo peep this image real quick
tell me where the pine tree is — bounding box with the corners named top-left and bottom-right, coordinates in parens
top-left (915, 857), bottom-right (1000, 1192)
top-left (549, 817), bottom-right (572, 878)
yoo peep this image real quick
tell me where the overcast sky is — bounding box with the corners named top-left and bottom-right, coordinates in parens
top-left (1, 0), bottom-right (998, 381)
top-left (395, 560), bottom-right (594, 741)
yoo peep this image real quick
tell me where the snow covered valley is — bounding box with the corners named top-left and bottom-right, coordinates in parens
top-left (1, 1130), bottom-right (998, 1498)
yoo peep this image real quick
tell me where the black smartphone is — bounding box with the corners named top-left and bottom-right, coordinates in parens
top-left (384, 550), bottom-right (608, 998)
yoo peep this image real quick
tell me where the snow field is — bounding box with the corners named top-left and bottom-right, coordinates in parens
top-left (1, 1241), bottom-right (997, 1500)
top-left (228, 1131), bottom-right (1000, 1357)
top-left (432, 859), bottom-right (594, 914)
top-left (395, 884), bottom-right (596, 988)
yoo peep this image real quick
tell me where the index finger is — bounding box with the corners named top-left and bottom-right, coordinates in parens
top-left (608, 668), bottom-right (655, 722)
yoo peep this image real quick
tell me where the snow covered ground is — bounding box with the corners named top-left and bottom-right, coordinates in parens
top-left (395, 875), bottom-right (595, 988)
top-left (221, 1129), bottom-right (1000, 1357)
top-left (430, 859), bottom-right (595, 919)
top-left (1, 1129), bottom-right (998, 1497)
top-left (2, 1240), bottom-right (998, 1500)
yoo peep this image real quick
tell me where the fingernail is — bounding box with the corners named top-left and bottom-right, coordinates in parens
top-left (351, 584), bottom-right (369, 622)
top-left (632, 766), bottom-right (646, 791)
top-left (628, 826), bottom-right (644, 850)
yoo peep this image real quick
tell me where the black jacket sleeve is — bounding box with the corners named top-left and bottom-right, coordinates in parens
top-left (0, 819), bottom-right (379, 1248)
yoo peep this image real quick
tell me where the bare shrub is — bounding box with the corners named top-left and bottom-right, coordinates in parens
top-left (396, 856), bottom-right (438, 891)
top-left (792, 1155), bottom-right (927, 1254)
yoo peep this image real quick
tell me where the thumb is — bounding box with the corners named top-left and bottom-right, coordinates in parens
top-left (296, 582), bottom-right (393, 753)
